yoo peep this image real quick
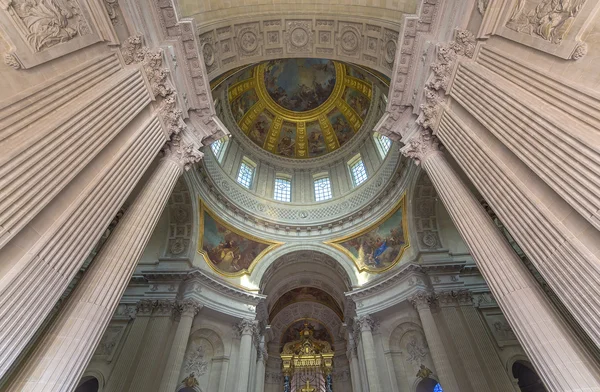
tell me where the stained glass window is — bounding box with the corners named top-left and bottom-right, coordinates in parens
top-left (434, 383), bottom-right (443, 392)
top-left (237, 161), bottom-right (255, 189)
top-left (314, 177), bottom-right (333, 201)
top-left (374, 132), bottom-right (392, 158)
top-left (350, 158), bottom-right (368, 187)
top-left (274, 177), bottom-right (292, 202)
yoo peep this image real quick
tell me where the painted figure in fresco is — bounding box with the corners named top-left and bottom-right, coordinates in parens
top-left (249, 116), bottom-right (269, 145)
top-left (278, 128), bottom-right (295, 157)
top-left (307, 130), bottom-right (325, 155)
top-left (264, 59), bottom-right (336, 112)
top-left (331, 116), bottom-right (352, 144)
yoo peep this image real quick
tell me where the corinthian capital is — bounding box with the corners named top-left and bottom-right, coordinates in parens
top-left (136, 299), bottom-right (155, 316)
top-left (235, 319), bottom-right (256, 336)
top-left (356, 315), bottom-right (379, 333)
top-left (435, 291), bottom-right (457, 308)
top-left (400, 128), bottom-right (442, 165)
top-left (409, 291), bottom-right (434, 311)
top-left (178, 299), bottom-right (202, 317)
top-left (162, 133), bottom-right (204, 171)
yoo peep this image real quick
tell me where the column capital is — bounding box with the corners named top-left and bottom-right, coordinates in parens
top-left (435, 291), bottom-right (457, 308)
top-left (257, 346), bottom-right (268, 364)
top-left (235, 318), bottom-right (257, 337)
top-left (161, 132), bottom-right (203, 171)
top-left (153, 299), bottom-right (176, 317)
top-left (400, 128), bottom-right (443, 165)
top-left (136, 299), bottom-right (155, 316)
top-left (177, 299), bottom-right (202, 317)
top-left (409, 291), bottom-right (435, 311)
top-left (455, 289), bottom-right (473, 306)
top-left (356, 315), bottom-right (379, 333)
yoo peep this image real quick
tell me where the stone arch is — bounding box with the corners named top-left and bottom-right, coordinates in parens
top-left (253, 243), bottom-right (357, 289)
top-left (270, 302), bottom-right (344, 347)
top-left (411, 170), bottom-right (443, 251)
top-left (188, 327), bottom-right (225, 357)
top-left (164, 175), bottom-right (195, 259)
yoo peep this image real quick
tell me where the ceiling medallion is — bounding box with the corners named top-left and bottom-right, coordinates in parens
top-left (290, 27), bottom-right (310, 48)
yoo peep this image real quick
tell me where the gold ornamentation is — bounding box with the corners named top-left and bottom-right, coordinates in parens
top-left (197, 199), bottom-right (282, 277)
top-left (325, 195), bottom-right (409, 273)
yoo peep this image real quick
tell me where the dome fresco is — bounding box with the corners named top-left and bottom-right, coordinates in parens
top-left (227, 58), bottom-right (383, 159)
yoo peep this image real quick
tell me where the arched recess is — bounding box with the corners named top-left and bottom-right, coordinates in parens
top-left (179, 328), bottom-right (226, 392)
top-left (253, 243), bottom-right (357, 289)
top-left (389, 320), bottom-right (436, 392)
top-left (75, 373), bottom-right (104, 392)
top-left (270, 302), bottom-right (344, 346)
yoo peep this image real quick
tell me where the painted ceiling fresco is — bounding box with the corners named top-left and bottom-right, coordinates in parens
top-left (226, 58), bottom-right (385, 159)
top-left (198, 200), bottom-right (281, 276)
top-left (327, 195), bottom-right (409, 272)
top-left (269, 287), bottom-right (343, 321)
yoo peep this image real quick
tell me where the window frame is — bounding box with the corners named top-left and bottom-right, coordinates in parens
top-left (273, 174), bottom-right (292, 202)
top-left (210, 136), bottom-right (229, 163)
top-left (313, 174), bottom-right (333, 202)
top-left (348, 154), bottom-right (368, 187)
top-left (237, 157), bottom-right (256, 189)
top-left (373, 132), bottom-right (392, 159)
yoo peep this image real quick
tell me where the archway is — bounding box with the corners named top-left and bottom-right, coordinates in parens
top-left (512, 361), bottom-right (548, 392)
top-left (416, 378), bottom-right (442, 392)
top-left (74, 377), bottom-right (99, 392)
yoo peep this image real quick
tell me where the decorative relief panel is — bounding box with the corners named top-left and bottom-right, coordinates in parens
top-left (94, 324), bottom-right (126, 362)
top-left (413, 172), bottom-right (442, 250)
top-left (196, 15), bottom-right (402, 81)
top-left (494, 0), bottom-right (599, 59)
top-left (1, 0), bottom-right (108, 69)
top-left (481, 309), bottom-right (519, 347)
top-left (165, 177), bottom-right (193, 258)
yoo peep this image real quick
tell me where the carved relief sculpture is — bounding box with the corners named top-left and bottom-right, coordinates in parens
top-left (506, 0), bottom-right (586, 44)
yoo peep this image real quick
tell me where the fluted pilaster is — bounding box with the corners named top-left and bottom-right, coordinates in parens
top-left (104, 300), bottom-right (154, 392)
top-left (436, 291), bottom-right (490, 391)
top-left (409, 291), bottom-right (461, 392)
top-left (347, 335), bottom-right (362, 392)
top-left (403, 128), bottom-right (600, 391)
top-left (356, 315), bottom-right (382, 392)
top-left (158, 299), bottom-right (202, 392)
top-left (458, 292), bottom-right (517, 392)
top-left (5, 133), bottom-right (203, 391)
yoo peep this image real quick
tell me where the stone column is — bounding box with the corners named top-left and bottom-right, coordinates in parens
top-left (383, 351), bottom-right (400, 392)
top-left (4, 134), bottom-right (203, 392)
top-left (128, 300), bottom-right (175, 392)
top-left (236, 319), bottom-right (257, 392)
top-left (158, 299), bottom-right (202, 392)
top-left (356, 315), bottom-right (382, 392)
top-left (436, 291), bottom-right (490, 391)
top-left (346, 336), bottom-right (362, 392)
top-left (402, 128), bottom-right (600, 391)
top-left (254, 341), bottom-right (267, 392)
top-left (104, 300), bottom-right (154, 392)
top-left (216, 357), bottom-right (230, 392)
top-left (458, 291), bottom-right (518, 392)
top-left (409, 292), bottom-right (461, 392)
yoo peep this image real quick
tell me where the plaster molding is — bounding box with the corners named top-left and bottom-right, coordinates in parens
top-left (162, 131), bottom-right (204, 171)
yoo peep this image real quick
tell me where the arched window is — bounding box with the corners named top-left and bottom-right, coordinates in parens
top-left (416, 377), bottom-right (441, 392)
top-left (434, 383), bottom-right (443, 392)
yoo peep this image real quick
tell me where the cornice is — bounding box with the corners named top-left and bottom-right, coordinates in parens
top-left (142, 268), bottom-right (265, 303)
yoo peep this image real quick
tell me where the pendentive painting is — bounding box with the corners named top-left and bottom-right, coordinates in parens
top-left (198, 200), bottom-right (280, 276)
top-left (281, 319), bottom-right (333, 349)
top-left (327, 195), bottom-right (408, 272)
